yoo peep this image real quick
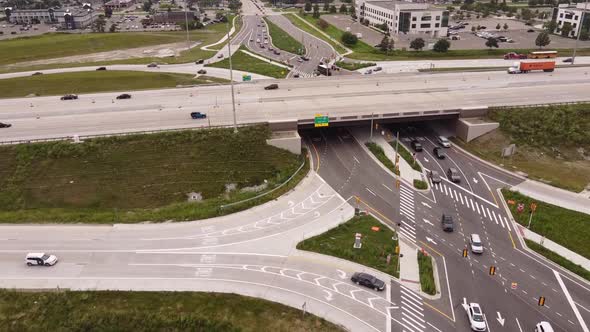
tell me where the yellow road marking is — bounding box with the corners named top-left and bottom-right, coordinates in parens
top-left (419, 241), bottom-right (443, 257)
top-left (508, 230), bottom-right (516, 249)
top-left (424, 301), bottom-right (455, 322)
top-left (489, 189), bottom-right (499, 206)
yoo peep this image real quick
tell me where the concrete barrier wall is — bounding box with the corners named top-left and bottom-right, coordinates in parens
top-left (266, 130), bottom-right (302, 155)
top-left (455, 118), bottom-right (499, 142)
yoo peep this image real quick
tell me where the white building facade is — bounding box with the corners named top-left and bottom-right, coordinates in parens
top-left (356, 0), bottom-right (449, 37)
top-left (8, 8), bottom-right (58, 24)
top-left (551, 3), bottom-right (590, 38)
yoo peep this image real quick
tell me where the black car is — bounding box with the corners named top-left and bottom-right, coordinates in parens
top-left (350, 272), bottom-right (385, 291)
top-left (527, 29), bottom-right (535, 33)
top-left (265, 84), bottom-right (279, 90)
top-left (563, 58), bottom-right (573, 63)
top-left (410, 140), bottom-right (423, 152)
top-left (273, 50), bottom-right (281, 55)
top-left (441, 214), bottom-right (454, 232)
top-left (301, 56), bottom-right (310, 61)
top-left (190, 112), bottom-right (207, 119)
top-left (195, 59), bottom-right (204, 64)
top-left (197, 69), bottom-right (207, 74)
top-left (447, 167), bottom-right (461, 183)
top-left (96, 67), bottom-right (107, 71)
top-left (433, 147), bottom-right (446, 159)
top-left (60, 94), bottom-right (78, 100)
top-left (31, 72), bottom-right (43, 76)
top-left (116, 93), bottom-right (131, 99)
top-left (0, 122), bottom-right (12, 128)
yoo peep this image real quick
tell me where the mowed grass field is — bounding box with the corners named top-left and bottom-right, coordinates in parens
top-left (208, 46), bottom-right (288, 78)
top-left (0, 71), bottom-right (227, 98)
top-left (264, 17), bottom-right (305, 55)
top-left (297, 215), bottom-right (400, 278)
top-left (0, 290), bottom-right (342, 332)
top-left (0, 125), bottom-right (306, 223)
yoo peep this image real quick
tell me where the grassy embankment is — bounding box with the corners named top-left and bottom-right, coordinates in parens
top-left (297, 215), bottom-right (400, 278)
top-left (0, 290), bottom-right (342, 332)
top-left (335, 61), bottom-right (375, 71)
top-left (454, 104), bottom-right (590, 192)
top-left (0, 71), bottom-right (227, 98)
top-left (207, 45), bottom-right (288, 78)
top-left (264, 17), bottom-right (305, 55)
top-left (389, 140), bottom-right (422, 172)
top-left (418, 251), bottom-right (436, 295)
top-left (365, 142), bottom-right (400, 175)
top-left (525, 240), bottom-right (590, 282)
top-left (283, 13), bottom-right (347, 54)
top-left (0, 125), bottom-right (308, 223)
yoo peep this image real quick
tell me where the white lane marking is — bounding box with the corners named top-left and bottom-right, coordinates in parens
top-left (476, 202), bottom-right (481, 215)
top-left (459, 192), bottom-right (464, 205)
top-left (421, 202), bottom-right (432, 208)
top-left (454, 190), bottom-right (459, 201)
top-left (383, 184), bottom-right (393, 191)
top-left (444, 185), bottom-right (449, 196)
top-left (366, 188), bottom-right (377, 196)
top-left (427, 321), bottom-right (444, 332)
top-left (482, 207), bottom-right (487, 218)
top-left (515, 318), bottom-right (523, 332)
top-left (504, 216), bottom-right (512, 232)
top-left (402, 312), bottom-right (426, 329)
top-left (353, 156), bottom-right (360, 163)
top-left (577, 302), bottom-right (590, 314)
top-left (554, 270), bottom-right (590, 332)
top-left (487, 208), bottom-right (493, 222)
top-left (386, 283), bottom-right (392, 332)
top-left (440, 177), bottom-right (498, 208)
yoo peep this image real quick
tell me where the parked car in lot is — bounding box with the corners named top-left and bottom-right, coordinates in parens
top-left (60, 94), bottom-right (78, 100)
top-left (116, 93), bottom-right (131, 99)
top-left (0, 122), bottom-right (12, 128)
top-left (466, 302), bottom-right (487, 331)
top-left (447, 168), bottom-right (460, 182)
top-left (430, 170), bottom-right (441, 183)
top-left (25, 252), bottom-right (58, 266)
top-left (437, 136), bottom-right (451, 147)
top-left (264, 83), bottom-right (279, 90)
top-left (410, 140), bottom-right (423, 152)
top-left (470, 234), bottom-right (484, 254)
top-left (535, 321), bottom-right (554, 332)
top-left (433, 147), bottom-right (446, 159)
top-left (147, 63), bottom-right (158, 68)
top-left (197, 69), bottom-right (207, 74)
top-left (350, 272), bottom-right (385, 291)
top-left (190, 112), bottom-right (207, 119)
top-left (96, 67), bottom-right (107, 71)
top-left (441, 214), bottom-right (454, 232)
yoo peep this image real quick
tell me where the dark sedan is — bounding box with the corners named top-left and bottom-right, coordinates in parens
top-left (433, 147), bottom-right (446, 159)
top-left (264, 84), bottom-right (279, 90)
top-left (0, 122), bottom-right (12, 128)
top-left (116, 93), bottom-right (132, 99)
top-left (410, 140), bottom-right (423, 152)
top-left (60, 94), bottom-right (78, 100)
top-left (351, 272), bottom-right (385, 291)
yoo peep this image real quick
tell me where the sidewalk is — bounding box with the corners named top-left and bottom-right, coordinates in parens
top-left (511, 180), bottom-right (590, 215)
top-left (399, 239), bottom-right (420, 292)
top-left (351, 127), bottom-right (422, 185)
top-left (516, 224), bottom-right (590, 271)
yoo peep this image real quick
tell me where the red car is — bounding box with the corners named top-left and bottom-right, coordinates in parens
top-left (504, 52), bottom-right (527, 60)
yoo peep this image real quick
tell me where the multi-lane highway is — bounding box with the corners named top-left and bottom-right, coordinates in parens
top-left (2, 69), bottom-right (590, 142)
top-left (302, 126), bottom-right (590, 332)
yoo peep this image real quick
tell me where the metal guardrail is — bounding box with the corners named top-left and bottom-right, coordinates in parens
top-left (0, 122), bottom-right (266, 146)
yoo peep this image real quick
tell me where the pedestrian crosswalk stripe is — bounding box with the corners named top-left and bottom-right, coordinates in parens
top-left (476, 202), bottom-right (481, 215)
top-left (504, 216), bottom-right (512, 232)
top-left (459, 192), bottom-right (464, 205)
top-left (482, 207), bottom-right (487, 218)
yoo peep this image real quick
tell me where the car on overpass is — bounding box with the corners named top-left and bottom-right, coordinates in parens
top-left (265, 84), bottom-right (279, 90)
top-left (190, 112), bottom-right (207, 119)
top-left (25, 252), bottom-right (58, 266)
top-left (116, 93), bottom-right (132, 100)
top-left (466, 302), bottom-right (487, 331)
top-left (350, 272), bottom-right (385, 291)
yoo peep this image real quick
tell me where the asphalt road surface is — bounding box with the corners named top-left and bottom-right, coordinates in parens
top-left (2, 68), bottom-right (590, 142)
top-left (302, 127), bottom-right (590, 332)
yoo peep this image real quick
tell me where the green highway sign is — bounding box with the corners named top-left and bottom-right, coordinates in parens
top-left (314, 114), bottom-right (329, 127)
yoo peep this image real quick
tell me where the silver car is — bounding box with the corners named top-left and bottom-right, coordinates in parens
top-left (438, 136), bottom-right (451, 148)
top-left (430, 170), bottom-right (441, 183)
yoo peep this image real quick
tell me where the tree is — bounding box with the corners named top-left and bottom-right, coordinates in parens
top-left (305, 0), bottom-right (312, 12)
top-left (561, 22), bottom-right (572, 37)
top-left (379, 35), bottom-right (390, 52)
top-left (409, 37), bottom-right (425, 51)
top-left (109, 23), bottom-right (117, 32)
top-left (485, 37), bottom-right (499, 49)
top-left (228, 0), bottom-right (242, 11)
top-left (580, 29), bottom-right (590, 41)
top-left (528, 0), bottom-right (537, 6)
top-left (323, 0), bottom-right (329, 11)
top-left (339, 4), bottom-right (347, 13)
top-left (349, 5), bottom-right (356, 16)
top-left (104, 7), bottom-right (113, 18)
top-left (313, 4), bottom-right (320, 18)
top-left (142, 0), bottom-right (152, 12)
top-left (496, 23), bottom-right (501, 30)
top-left (317, 18), bottom-right (329, 30)
top-left (535, 31), bottom-right (551, 48)
top-left (433, 38), bottom-right (450, 52)
top-left (341, 31), bottom-right (358, 45)
top-left (503, 23), bottom-right (509, 30)
top-left (329, 5), bottom-right (337, 13)
top-left (92, 15), bottom-right (106, 33)
top-left (544, 20), bottom-right (557, 33)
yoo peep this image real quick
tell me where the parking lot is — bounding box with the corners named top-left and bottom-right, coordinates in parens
top-left (0, 23), bottom-right (55, 40)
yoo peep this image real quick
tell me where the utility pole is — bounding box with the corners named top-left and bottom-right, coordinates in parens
top-left (184, 0), bottom-right (190, 51)
top-left (226, 19), bottom-right (238, 133)
top-left (370, 112), bottom-right (374, 142)
top-left (572, 0), bottom-right (589, 65)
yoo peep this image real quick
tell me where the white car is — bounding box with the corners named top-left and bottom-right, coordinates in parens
top-left (535, 322), bottom-right (554, 332)
top-left (470, 234), bottom-right (484, 254)
top-left (437, 136), bottom-right (451, 147)
top-left (467, 303), bottom-right (487, 331)
top-left (26, 252), bottom-right (58, 266)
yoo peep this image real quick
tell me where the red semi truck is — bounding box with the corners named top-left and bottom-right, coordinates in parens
top-left (508, 61), bottom-right (555, 74)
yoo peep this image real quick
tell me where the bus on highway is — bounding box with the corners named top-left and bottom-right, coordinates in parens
top-left (528, 51), bottom-right (558, 59)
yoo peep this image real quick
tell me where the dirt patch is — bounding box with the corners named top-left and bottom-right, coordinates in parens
top-left (1, 41), bottom-right (202, 70)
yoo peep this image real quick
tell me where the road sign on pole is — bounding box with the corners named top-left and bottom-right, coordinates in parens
top-left (314, 114), bottom-right (329, 127)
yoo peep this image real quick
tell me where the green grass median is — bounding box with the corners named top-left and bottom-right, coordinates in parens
top-left (264, 17), bottom-right (305, 55)
top-left (0, 71), bottom-right (227, 98)
top-left (284, 14), bottom-right (347, 54)
top-left (297, 215), bottom-right (400, 278)
top-left (502, 189), bottom-right (590, 260)
top-left (0, 290), bottom-right (342, 332)
top-left (418, 251), bottom-right (436, 295)
top-left (207, 46), bottom-right (288, 78)
top-left (335, 61), bottom-right (375, 71)
top-left (524, 240), bottom-right (590, 282)
top-left (0, 125), bottom-right (307, 223)
top-left (366, 142), bottom-right (399, 175)
top-left (389, 140), bottom-right (422, 172)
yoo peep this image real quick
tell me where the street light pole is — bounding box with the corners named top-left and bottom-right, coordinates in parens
top-left (184, 0), bottom-right (190, 51)
top-left (226, 19), bottom-right (238, 133)
top-left (370, 112), bottom-right (374, 142)
top-left (572, 0), bottom-right (589, 65)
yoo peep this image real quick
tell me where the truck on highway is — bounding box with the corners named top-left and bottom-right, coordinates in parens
top-left (507, 61), bottom-right (555, 74)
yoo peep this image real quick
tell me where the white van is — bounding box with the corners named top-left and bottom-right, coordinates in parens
top-left (535, 322), bottom-right (554, 332)
top-left (470, 234), bottom-right (484, 254)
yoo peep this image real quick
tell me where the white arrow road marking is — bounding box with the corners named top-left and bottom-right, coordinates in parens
top-left (424, 157), bottom-right (429, 162)
top-left (473, 178), bottom-right (479, 184)
top-left (350, 289), bottom-right (363, 299)
top-left (462, 298), bottom-right (469, 311)
top-left (426, 237), bottom-right (437, 245)
top-left (421, 202), bottom-right (432, 208)
top-left (313, 211), bottom-right (321, 219)
top-left (337, 269), bottom-right (347, 279)
top-left (323, 289), bottom-right (334, 301)
top-left (423, 219), bottom-right (433, 226)
top-left (497, 312), bottom-right (505, 326)
top-left (288, 200), bottom-right (294, 207)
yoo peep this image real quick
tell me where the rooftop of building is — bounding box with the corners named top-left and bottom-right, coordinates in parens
top-left (106, 0), bottom-right (134, 5)
top-left (366, 0), bottom-right (437, 11)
